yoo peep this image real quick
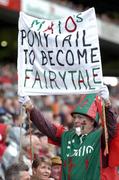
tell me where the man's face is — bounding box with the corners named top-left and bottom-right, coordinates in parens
top-left (39, 136), bottom-right (48, 149)
top-left (32, 135), bottom-right (41, 155)
top-left (51, 164), bottom-right (61, 180)
top-left (73, 114), bottom-right (94, 134)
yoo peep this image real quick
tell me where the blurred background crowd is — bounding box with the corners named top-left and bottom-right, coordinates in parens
top-left (0, 0), bottom-right (119, 179)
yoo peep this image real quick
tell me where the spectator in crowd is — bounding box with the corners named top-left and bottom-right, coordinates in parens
top-left (0, 124), bottom-right (9, 179)
top-left (31, 157), bottom-right (53, 180)
top-left (1, 127), bottom-right (26, 173)
top-left (36, 131), bottom-right (51, 158)
top-left (21, 134), bottom-right (41, 175)
top-left (1, 97), bottom-right (14, 125)
top-left (26, 129), bottom-right (54, 158)
top-left (0, 123), bottom-right (9, 160)
top-left (4, 161), bottom-right (30, 180)
top-left (0, 89), bottom-right (5, 119)
top-left (60, 105), bottom-right (73, 130)
top-left (51, 156), bottom-right (62, 180)
top-left (19, 85), bottom-right (119, 180)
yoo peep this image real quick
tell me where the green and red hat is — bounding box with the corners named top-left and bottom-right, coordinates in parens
top-left (71, 94), bottom-right (100, 123)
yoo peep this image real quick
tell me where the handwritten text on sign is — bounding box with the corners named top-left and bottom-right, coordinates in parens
top-left (17, 8), bottom-right (103, 95)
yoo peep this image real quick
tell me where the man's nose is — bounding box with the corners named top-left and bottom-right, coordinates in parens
top-left (74, 117), bottom-right (80, 122)
top-left (81, 120), bottom-right (86, 125)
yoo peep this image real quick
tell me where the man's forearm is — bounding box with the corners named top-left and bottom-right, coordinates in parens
top-left (105, 106), bottom-right (117, 140)
top-left (30, 107), bottom-right (61, 143)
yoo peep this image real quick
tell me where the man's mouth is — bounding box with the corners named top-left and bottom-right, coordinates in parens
top-left (74, 122), bottom-right (81, 127)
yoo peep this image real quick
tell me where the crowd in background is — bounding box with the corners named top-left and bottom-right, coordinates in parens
top-left (0, 64), bottom-right (64, 179)
top-left (0, 63), bottom-right (119, 179)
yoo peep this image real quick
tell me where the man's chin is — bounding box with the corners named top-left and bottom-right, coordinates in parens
top-left (75, 127), bottom-right (81, 136)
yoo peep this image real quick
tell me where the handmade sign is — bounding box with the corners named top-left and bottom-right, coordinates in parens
top-left (17, 8), bottom-right (103, 95)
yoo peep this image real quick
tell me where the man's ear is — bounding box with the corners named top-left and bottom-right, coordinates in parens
top-left (90, 119), bottom-right (95, 126)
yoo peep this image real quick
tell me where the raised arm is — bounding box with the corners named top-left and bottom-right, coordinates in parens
top-left (19, 96), bottom-right (65, 145)
top-left (98, 85), bottom-right (117, 139)
top-left (105, 106), bottom-right (117, 140)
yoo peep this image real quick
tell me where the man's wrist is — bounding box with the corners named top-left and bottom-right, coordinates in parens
top-left (104, 99), bottom-right (111, 107)
top-left (24, 101), bottom-right (34, 112)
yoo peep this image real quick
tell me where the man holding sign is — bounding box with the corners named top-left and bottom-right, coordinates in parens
top-left (19, 86), bottom-right (119, 180)
top-left (18, 8), bottom-right (119, 179)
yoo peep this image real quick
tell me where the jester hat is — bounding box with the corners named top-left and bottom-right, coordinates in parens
top-left (71, 94), bottom-right (100, 123)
